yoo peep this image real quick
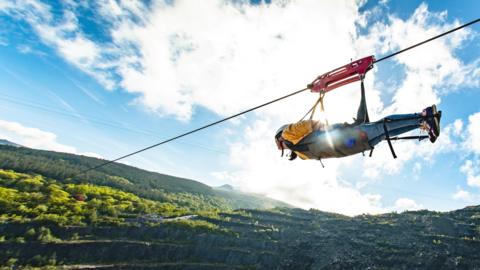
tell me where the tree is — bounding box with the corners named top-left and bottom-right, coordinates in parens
top-left (37, 226), bottom-right (59, 243)
top-left (24, 228), bottom-right (36, 240)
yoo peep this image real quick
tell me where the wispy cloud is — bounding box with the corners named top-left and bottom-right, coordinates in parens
top-left (41, 58), bottom-right (105, 105)
top-left (457, 112), bottom-right (480, 189)
top-left (391, 198), bottom-right (424, 212)
top-left (16, 44), bottom-right (32, 54)
top-left (453, 188), bottom-right (475, 202)
top-left (0, 118), bottom-right (100, 158)
top-left (460, 160), bottom-right (480, 188)
top-left (0, 64), bottom-right (92, 124)
top-left (0, 119), bottom-right (76, 153)
top-left (0, 37), bottom-right (8, 46)
top-left (0, 0), bottom-right (115, 89)
top-left (465, 112), bottom-right (480, 155)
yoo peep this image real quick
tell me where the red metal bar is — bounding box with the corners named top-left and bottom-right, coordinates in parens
top-left (309, 55), bottom-right (375, 93)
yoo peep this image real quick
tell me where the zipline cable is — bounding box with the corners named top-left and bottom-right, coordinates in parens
top-left (374, 17), bottom-right (480, 63)
top-left (72, 17), bottom-right (480, 178)
top-left (72, 87), bottom-right (310, 177)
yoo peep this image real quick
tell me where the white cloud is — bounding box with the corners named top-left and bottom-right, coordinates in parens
top-left (0, 119), bottom-right (76, 153)
top-left (361, 120), bottom-right (459, 180)
top-left (16, 44), bottom-right (32, 54)
top-left (80, 152), bottom-right (104, 159)
top-left (412, 162), bottom-right (422, 179)
top-left (0, 119), bottom-right (101, 158)
top-left (356, 3), bottom-right (475, 114)
top-left (452, 186), bottom-right (480, 204)
top-left (458, 112), bottom-right (480, 189)
top-left (110, 0), bottom-right (366, 120)
top-left (0, 0), bottom-right (115, 89)
top-left (453, 188), bottom-right (474, 202)
top-left (0, 0), bottom-right (13, 10)
top-left (453, 119), bottom-right (463, 136)
top-left (460, 160), bottom-right (480, 188)
top-left (0, 37), bottom-right (8, 46)
top-left (210, 171), bottom-right (230, 181)
top-left (392, 198), bottom-right (423, 212)
top-left (465, 112), bottom-right (480, 155)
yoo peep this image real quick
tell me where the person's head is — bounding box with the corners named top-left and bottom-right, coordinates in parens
top-left (274, 125), bottom-right (288, 151)
top-left (274, 125), bottom-right (297, 160)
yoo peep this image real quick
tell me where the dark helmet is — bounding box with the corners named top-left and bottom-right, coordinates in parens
top-left (275, 124), bottom-right (289, 157)
top-left (275, 124), bottom-right (289, 141)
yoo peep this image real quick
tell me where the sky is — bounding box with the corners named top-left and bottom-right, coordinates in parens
top-left (0, 0), bottom-right (480, 216)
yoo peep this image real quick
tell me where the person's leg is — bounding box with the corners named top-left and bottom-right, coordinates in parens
top-left (382, 113), bottom-right (423, 134)
top-left (354, 80), bottom-right (369, 124)
top-left (358, 113), bottom-right (423, 147)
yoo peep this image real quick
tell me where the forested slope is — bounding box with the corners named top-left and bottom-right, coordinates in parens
top-left (2, 146), bottom-right (480, 269)
top-left (2, 200), bottom-right (480, 268)
top-left (0, 145), bottom-right (289, 211)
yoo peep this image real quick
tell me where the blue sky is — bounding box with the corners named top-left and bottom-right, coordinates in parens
top-left (0, 0), bottom-right (479, 215)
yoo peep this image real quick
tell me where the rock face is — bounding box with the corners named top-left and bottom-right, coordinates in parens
top-left (2, 206), bottom-right (480, 269)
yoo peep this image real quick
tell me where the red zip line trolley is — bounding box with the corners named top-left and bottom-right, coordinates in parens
top-left (302, 55), bottom-right (375, 126)
top-left (308, 55), bottom-right (375, 94)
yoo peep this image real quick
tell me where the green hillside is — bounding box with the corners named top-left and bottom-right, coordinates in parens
top-left (0, 145), bottom-right (289, 211)
top-left (2, 146), bottom-right (480, 269)
top-left (1, 168), bottom-right (479, 269)
top-left (0, 169), bottom-right (190, 226)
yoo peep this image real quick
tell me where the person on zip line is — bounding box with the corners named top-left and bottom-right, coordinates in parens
top-left (274, 97), bottom-right (441, 161)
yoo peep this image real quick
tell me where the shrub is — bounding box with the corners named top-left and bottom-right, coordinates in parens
top-left (37, 227), bottom-right (59, 243)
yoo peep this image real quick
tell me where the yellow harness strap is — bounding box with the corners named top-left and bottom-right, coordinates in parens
top-left (281, 92), bottom-right (329, 160)
top-left (295, 151), bottom-right (310, 160)
top-left (299, 91), bottom-right (328, 124)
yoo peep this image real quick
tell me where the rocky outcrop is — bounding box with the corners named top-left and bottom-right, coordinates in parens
top-left (2, 206), bottom-right (480, 269)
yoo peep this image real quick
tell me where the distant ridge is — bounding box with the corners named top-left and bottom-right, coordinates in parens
top-left (0, 145), bottom-right (290, 210)
top-left (0, 139), bottom-right (22, 147)
top-left (215, 184), bottom-right (235, 191)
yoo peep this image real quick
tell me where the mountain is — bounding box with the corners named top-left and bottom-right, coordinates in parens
top-left (1, 186), bottom-right (479, 269)
top-left (2, 145), bottom-right (480, 269)
top-left (0, 139), bottom-right (22, 147)
top-left (0, 145), bottom-right (288, 210)
top-left (215, 184), bottom-right (235, 191)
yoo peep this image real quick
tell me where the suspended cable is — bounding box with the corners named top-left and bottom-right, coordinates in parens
top-left (72, 87), bottom-right (310, 178)
top-left (374, 17), bottom-right (480, 63)
top-left (72, 17), bottom-right (480, 178)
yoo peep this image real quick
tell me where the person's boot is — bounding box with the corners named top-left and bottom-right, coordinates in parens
top-left (423, 105), bottom-right (441, 143)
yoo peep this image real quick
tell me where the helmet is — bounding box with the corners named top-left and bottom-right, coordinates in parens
top-left (275, 124), bottom-right (289, 157)
top-left (275, 124), bottom-right (289, 140)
